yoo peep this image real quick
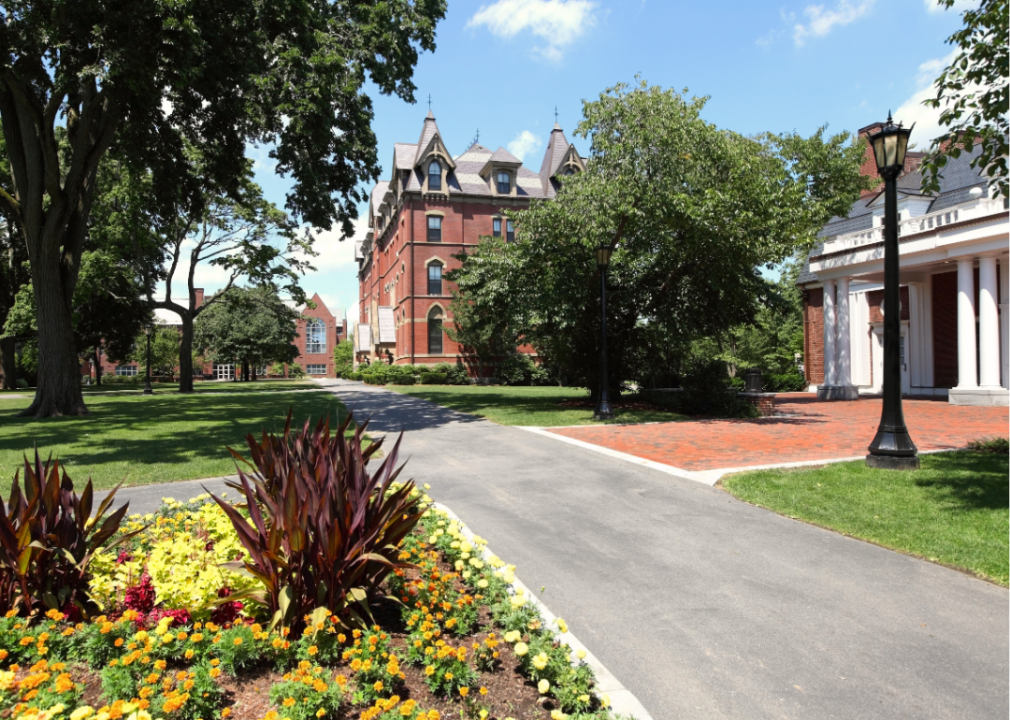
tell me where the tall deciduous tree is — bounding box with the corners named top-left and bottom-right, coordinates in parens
top-left (921, 0), bottom-right (1008, 199)
top-left (130, 325), bottom-right (181, 381)
top-left (453, 81), bottom-right (874, 392)
top-left (193, 285), bottom-right (299, 378)
top-left (153, 166), bottom-right (306, 392)
top-left (0, 0), bottom-right (446, 417)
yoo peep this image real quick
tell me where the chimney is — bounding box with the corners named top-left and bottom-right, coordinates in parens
top-left (857, 122), bottom-right (884, 197)
top-left (194, 288), bottom-right (205, 308)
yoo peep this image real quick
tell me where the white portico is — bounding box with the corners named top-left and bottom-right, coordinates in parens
top-left (800, 137), bottom-right (1008, 407)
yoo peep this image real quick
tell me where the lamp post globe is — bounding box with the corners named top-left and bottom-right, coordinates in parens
top-left (593, 243), bottom-right (614, 421)
top-left (143, 324), bottom-right (154, 395)
top-left (866, 113), bottom-right (918, 470)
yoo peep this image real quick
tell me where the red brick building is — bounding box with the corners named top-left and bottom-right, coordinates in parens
top-left (798, 120), bottom-right (1008, 406)
top-left (86, 289), bottom-right (346, 381)
top-left (354, 111), bottom-right (584, 367)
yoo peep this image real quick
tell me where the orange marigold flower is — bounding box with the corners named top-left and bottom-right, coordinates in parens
top-left (458, 687), bottom-right (469, 697)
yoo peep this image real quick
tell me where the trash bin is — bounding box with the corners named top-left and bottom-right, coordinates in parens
top-left (744, 368), bottom-right (762, 393)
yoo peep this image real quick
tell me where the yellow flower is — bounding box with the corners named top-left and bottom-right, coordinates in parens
top-left (458, 686), bottom-right (469, 697)
top-left (532, 652), bottom-right (549, 670)
top-left (555, 618), bottom-right (568, 633)
top-left (550, 712), bottom-right (568, 720)
top-left (538, 679), bottom-right (550, 694)
top-left (71, 708), bottom-right (95, 720)
top-left (503, 631), bottom-right (521, 643)
top-left (513, 642), bottom-right (528, 657)
top-left (575, 649), bottom-right (586, 660)
top-left (600, 694), bottom-right (611, 708)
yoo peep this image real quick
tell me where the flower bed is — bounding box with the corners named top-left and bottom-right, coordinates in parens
top-left (0, 418), bottom-right (632, 720)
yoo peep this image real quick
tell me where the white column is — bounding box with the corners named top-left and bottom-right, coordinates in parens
top-left (1001, 260), bottom-right (1009, 389)
top-left (836, 277), bottom-right (852, 387)
top-left (822, 279), bottom-right (837, 387)
top-left (978, 257), bottom-right (1000, 387)
top-left (956, 259), bottom-right (978, 388)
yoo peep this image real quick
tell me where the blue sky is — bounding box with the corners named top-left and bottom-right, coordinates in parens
top-left (167, 0), bottom-right (973, 325)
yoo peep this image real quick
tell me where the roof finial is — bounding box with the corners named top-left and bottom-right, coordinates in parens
top-left (472, 128), bottom-right (480, 145)
top-left (886, 110), bottom-right (893, 126)
top-left (427, 94), bottom-right (433, 112)
top-left (554, 106), bottom-right (559, 123)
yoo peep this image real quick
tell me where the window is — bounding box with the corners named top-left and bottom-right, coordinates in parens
top-left (214, 363), bottom-right (234, 380)
top-left (496, 172), bottom-right (510, 194)
top-left (428, 263), bottom-right (443, 296)
top-left (427, 309), bottom-right (443, 354)
top-left (305, 318), bottom-right (327, 354)
top-left (427, 215), bottom-right (442, 242)
top-left (115, 365), bottom-right (138, 377)
top-left (306, 364), bottom-right (327, 375)
top-left (563, 167), bottom-right (575, 176)
top-left (428, 161), bottom-right (441, 190)
top-left (493, 218), bottom-right (501, 237)
top-left (506, 220), bottom-right (515, 243)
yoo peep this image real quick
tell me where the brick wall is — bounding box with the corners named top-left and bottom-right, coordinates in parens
top-left (803, 287), bottom-right (824, 385)
top-left (866, 286), bottom-right (910, 324)
top-left (933, 271), bottom-right (958, 388)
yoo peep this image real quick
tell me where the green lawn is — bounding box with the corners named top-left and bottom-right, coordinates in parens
top-left (0, 387), bottom-right (347, 495)
top-left (722, 451), bottom-right (1009, 585)
top-left (387, 384), bottom-right (684, 426)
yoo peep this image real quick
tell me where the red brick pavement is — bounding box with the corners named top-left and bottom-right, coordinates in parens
top-left (549, 394), bottom-right (1009, 472)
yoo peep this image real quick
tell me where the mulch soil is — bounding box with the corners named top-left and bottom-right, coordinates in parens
top-left (41, 545), bottom-right (567, 720)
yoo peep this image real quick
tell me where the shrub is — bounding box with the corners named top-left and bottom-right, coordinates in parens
top-left (432, 361), bottom-right (469, 385)
top-left (418, 372), bottom-right (447, 385)
top-left (966, 436), bottom-right (1010, 453)
top-left (210, 412), bottom-right (426, 633)
top-left (499, 354), bottom-right (535, 386)
top-left (347, 371), bottom-right (363, 381)
top-left (287, 363), bottom-right (306, 378)
top-left (390, 376), bottom-right (415, 385)
top-left (0, 450), bottom-right (139, 616)
top-left (673, 358), bottom-right (758, 418)
top-left (763, 370), bottom-right (806, 393)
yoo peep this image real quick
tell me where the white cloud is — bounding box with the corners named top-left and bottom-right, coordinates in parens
top-left (793, 0), bottom-right (875, 46)
top-left (923, 0), bottom-right (978, 13)
top-left (507, 130), bottom-right (543, 161)
top-left (892, 50), bottom-right (959, 148)
top-left (466, 0), bottom-right (597, 60)
top-left (295, 214), bottom-right (369, 274)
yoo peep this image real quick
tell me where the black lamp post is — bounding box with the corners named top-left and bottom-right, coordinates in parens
top-left (593, 243), bottom-right (614, 420)
top-left (143, 324), bottom-right (154, 395)
top-left (866, 113), bottom-right (918, 470)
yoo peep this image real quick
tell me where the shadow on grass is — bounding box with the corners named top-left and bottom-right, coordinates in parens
top-left (0, 391), bottom-right (347, 475)
top-left (915, 451), bottom-right (1009, 512)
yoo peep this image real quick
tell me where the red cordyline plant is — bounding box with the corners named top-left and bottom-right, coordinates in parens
top-left (0, 450), bottom-right (139, 617)
top-left (210, 412), bottom-right (426, 632)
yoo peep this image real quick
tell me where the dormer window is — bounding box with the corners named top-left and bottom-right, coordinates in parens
top-left (497, 172), bottom-right (511, 194)
top-left (428, 160), bottom-right (441, 191)
top-left (493, 218), bottom-right (501, 238)
top-left (563, 168), bottom-right (575, 176)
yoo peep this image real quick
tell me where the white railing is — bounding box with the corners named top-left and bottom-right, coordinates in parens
top-left (820, 197), bottom-right (1005, 255)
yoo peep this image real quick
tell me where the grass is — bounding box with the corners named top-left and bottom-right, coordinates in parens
top-left (387, 384), bottom-right (684, 426)
top-left (722, 450), bottom-right (1010, 585)
top-left (0, 386), bottom-right (348, 496)
top-left (0, 379), bottom-right (319, 395)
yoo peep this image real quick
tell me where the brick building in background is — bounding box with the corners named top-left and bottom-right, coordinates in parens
top-left (798, 120), bottom-right (1008, 406)
top-left (354, 111), bottom-right (584, 368)
top-left (87, 289), bottom-right (345, 381)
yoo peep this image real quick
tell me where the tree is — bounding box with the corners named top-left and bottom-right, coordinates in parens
top-left (193, 285), bottom-right (299, 379)
top-left (0, 0), bottom-right (446, 417)
top-left (333, 338), bottom-right (353, 377)
top-left (0, 128), bottom-right (28, 388)
top-left (452, 81), bottom-right (874, 393)
top-left (921, 0), bottom-right (1008, 199)
top-left (130, 325), bottom-right (181, 381)
top-left (153, 166), bottom-right (305, 392)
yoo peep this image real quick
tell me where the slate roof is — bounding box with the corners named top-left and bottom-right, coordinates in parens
top-left (797, 144), bottom-right (991, 285)
top-left (355, 324), bottom-right (371, 352)
top-left (539, 124), bottom-right (570, 198)
top-left (489, 147), bottom-right (522, 164)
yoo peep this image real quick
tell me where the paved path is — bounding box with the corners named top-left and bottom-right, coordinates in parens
top-left (551, 394), bottom-right (1009, 472)
top-left (111, 381), bottom-right (1009, 719)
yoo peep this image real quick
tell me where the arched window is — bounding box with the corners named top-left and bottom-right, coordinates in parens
top-left (428, 160), bottom-right (441, 190)
top-left (427, 215), bottom-right (442, 242)
top-left (427, 262), bottom-right (443, 296)
top-left (305, 318), bottom-right (326, 354)
top-left (563, 167), bottom-right (575, 176)
top-left (427, 308), bottom-right (443, 355)
top-left (496, 171), bottom-right (510, 194)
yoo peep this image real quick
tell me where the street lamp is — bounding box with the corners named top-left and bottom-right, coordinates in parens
top-left (593, 243), bottom-right (614, 420)
top-left (143, 324), bottom-right (154, 395)
top-left (866, 112), bottom-right (918, 470)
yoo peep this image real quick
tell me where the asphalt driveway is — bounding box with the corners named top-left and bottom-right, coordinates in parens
top-left (112, 380), bottom-right (1009, 720)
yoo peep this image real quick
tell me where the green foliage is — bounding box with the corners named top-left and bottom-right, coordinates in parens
top-left (287, 363), bottom-right (306, 379)
top-left (966, 436), bottom-right (1010, 453)
top-left (347, 371), bottom-right (364, 381)
top-left (418, 372), bottom-right (447, 385)
top-left (920, 0), bottom-right (1008, 199)
top-left (209, 413), bottom-right (425, 633)
top-left (499, 354), bottom-right (551, 386)
top-left (99, 664), bottom-right (138, 705)
top-left (449, 80), bottom-right (875, 392)
top-left (432, 360), bottom-right (470, 385)
top-left (193, 285), bottom-right (299, 369)
top-left (267, 666), bottom-right (347, 720)
top-left (0, 450), bottom-right (139, 616)
top-left (130, 325), bottom-right (181, 380)
top-left (645, 358), bottom-right (758, 418)
top-left (333, 339), bottom-right (354, 377)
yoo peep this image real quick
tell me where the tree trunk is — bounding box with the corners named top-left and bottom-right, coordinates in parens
top-left (94, 348), bottom-right (102, 386)
top-left (0, 337), bottom-right (15, 390)
top-left (21, 258), bottom-right (88, 416)
top-left (178, 314), bottom-right (195, 393)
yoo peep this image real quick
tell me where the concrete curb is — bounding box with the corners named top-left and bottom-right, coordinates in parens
top-left (520, 426), bottom-right (966, 485)
top-left (433, 501), bottom-right (654, 720)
